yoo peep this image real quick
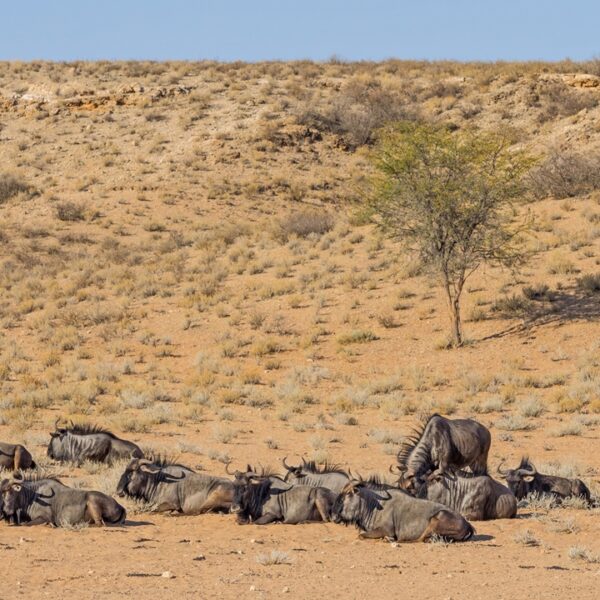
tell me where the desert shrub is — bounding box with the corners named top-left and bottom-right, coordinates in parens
top-left (522, 284), bottom-right (554, 301)
top-left (535, 81), bottom-right (598, 123)
top-left (576, 273), bottom-right (600, 293)
top-left (56, 201), bottom-right (86, 221)
top-left (278, 209), bottom-right (334, 239)
top-left (297, 78), bottom-right (418, 149)
top-left (338, 329), bottom-right (379, 345)
top-left (0, 173), bottom-right (30, 203)
top-left (529, 150), bottom-right (600, 199)
top-left (490, 294), bottom-right (532, 317)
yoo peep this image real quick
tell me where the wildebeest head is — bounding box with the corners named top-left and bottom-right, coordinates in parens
top-left (281, 456), bottom-right (304, 481)
top-left (0, 479), bottom-right (23, 517)
top-left (331, 480), bottom-right (366, 525)
top-left (229, 470), bottom-right (271, 522)
top-left (497, 458), bottom-right (536, 497)
top-left (116, 458), bottom-right (163, 498)
top-left (392, 463), bottom-right (429, 494)
top-left (47, 419), bottom-right (70, 459)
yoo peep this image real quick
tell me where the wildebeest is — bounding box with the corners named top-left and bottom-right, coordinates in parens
top-left (230, 472), bottom-right (336, 525)
top-left (396, 414), bottom-right (491, 492)
top-left (498, 457), bottom-right (591, 503)
top-left (331, 479), bottom-right (474, 542)
top-left (0, 441), bottom-right (36, 472)
top-left (281, 457), bottom-right (350, 493)
top-left (117, 457), bottom-right (233, 514)
top-left (408, 470), bottom-right (517, 520)
top-left (0, 475), bottom-right (125, 526)
top-left (47, 421), bottom-right (143, 464)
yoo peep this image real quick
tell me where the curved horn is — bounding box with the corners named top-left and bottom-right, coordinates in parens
top-left (54, 418), bottom-right (61, 430)
top-left (518, 461), bottom-right (537, 477)
top-left (496, 461), bottom-right (508, 476)
top-left (225, 462), bottom-right (235, 476)
top-left (282, 456), bottom-right (294, 471)
top-left (301, 457), bottom-right (307, 466)
top-left (36, 488), bottom-right (56, 500)
top-left (389, 464), bottom-right (403, 475)
top-left (69, 419), bottom-right (75, 429)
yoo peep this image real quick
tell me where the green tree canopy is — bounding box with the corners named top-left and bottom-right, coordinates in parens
top-left (368, 122), bottom-right (535, 347)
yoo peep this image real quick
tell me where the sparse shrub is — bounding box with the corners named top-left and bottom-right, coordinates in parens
top-left (513, 529), bottom-right (540, 547)
top-left (490, 294), bottom-right (532, 317)
top-left (495, 415), bottom-right (535, 431)
top-left (278, 209), bottom-right (334, 240)
top-left (338, 329), bottom-right (379, 345)
top-left (56, 201), bottom-right (86, 221)
top-left (576, 273), bottom-right (600, 294)
top-left (529, 150), bottom-right (600, 199)
top-left (568, 546), bottom-right (600, 563)
top-left (256, 550), bottom-right (291, 566)
top-left (0, 173), bottom-right (30, 203)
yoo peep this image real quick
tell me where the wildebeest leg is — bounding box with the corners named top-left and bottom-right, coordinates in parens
top-left (358, 527), bottom-right (390, 540)
top-left (85, 501), bottom-right (105, 526)
top-left (314, 492), bottom-right (331, 522)
top-left (254, 513), bottom-right (278, 525)
top-left (153, 502), bottom-right (179, 512)
top-left (197, 486), bottom-right (233, 514)
top-left (21, 517), bottom-right (50, 526)
top-left (13, 446), bottom-right (23, 471)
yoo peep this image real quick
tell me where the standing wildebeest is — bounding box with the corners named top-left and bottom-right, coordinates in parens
top-left (230, 472), bottom-right (336, 525)
top-left (498, 457), bottom-right (591, 503)
top-left (0, 442), bottom-right (36, 472)
top-left (0, 475), bottom-right (125, 526)
top-left (281, 458), bottom-right (350, 494)
top-left (47, 421), bottom-right (143, 464)
top-left (331, 480), bottom-right (474, 542)
top-left (396, 414), bottom-right (491, 492)
top-left (408, 471), bottom-right (517, 520)
top-left (117, 457), bottom-right (233, 514)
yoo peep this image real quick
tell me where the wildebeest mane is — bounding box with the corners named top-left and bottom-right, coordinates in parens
top-left (144, 453), bottom-right (192, 471)
top-left (396, 413), bottom-right (439, 467)
top-left (302, 460), bottom-right (347, 476)
top-left (63, 423), bottom-right (118, 438)
top-left (12, 471), bottom-right (63, 484)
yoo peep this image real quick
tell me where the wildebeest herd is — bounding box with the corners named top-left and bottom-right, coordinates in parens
top-left (0, 414), bottom-right (593, 542)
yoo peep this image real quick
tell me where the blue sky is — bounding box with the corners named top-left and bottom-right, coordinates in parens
top-left (2, 1), bottom-right (598, 62)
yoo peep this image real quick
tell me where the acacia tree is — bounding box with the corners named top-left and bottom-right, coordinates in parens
top-left (368, 123), bottom-right (534, 347)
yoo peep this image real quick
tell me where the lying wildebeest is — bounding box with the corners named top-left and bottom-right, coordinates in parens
top-left (498, 457), bottom-right (591, 503)
top-left (0, 475), bottom-right (125, 526)
top-left (281, 458), bottom-right (350, 494)
top-left (331, 479), bottom-right (474, 542)
top-left (408, 470), bottom-right (517, 520)
top-left (47, 421), bottom-right (143, 464)
top-left (117, 457), bottom-right (233, 514)
top-left (396, 414), bottom-right (491, 492)
top-left (0, 441), bottom-right (36, 472)
top-left (230, 471), bottom-right (336, 525)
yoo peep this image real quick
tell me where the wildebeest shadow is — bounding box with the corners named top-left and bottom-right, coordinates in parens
top-left (121, 520), bottom-right (155, 527)
top-left (480, 288), bottom-right (600, 342)
top-left (470, 533), bottom-right (494, 542)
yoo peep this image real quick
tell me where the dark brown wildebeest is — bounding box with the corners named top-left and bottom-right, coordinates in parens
top-left (281, 458), bottom-right (350, 494)
top-left (230, 471), bottom-right (336, 525)
top-left (0, 442), bottom-right (36, 472)
top-left (407, 470), bottom-right (517, 520)
top-left (331, 479), bottom-right (474, 543)
top-left (396, 414), bottom-right (491, 492)
top-left (0, 475), bottom-right (125, 526)
top-left (117, 457), bottom-right (233, 514)
top-left (498, 457), bottom-right (591, 504)
top-left (47, 421), bottom-right (143, 464)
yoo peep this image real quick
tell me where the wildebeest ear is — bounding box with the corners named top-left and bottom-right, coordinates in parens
top-left (11, 484), bottom-right (22, 492)
top-left (523, 475), bottom-right (535, 482)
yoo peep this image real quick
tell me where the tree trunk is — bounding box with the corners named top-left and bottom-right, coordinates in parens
top-left (449, 294), bottom-right (463, 347)
top-left (443, 275), bottom-right (464, 347)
